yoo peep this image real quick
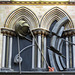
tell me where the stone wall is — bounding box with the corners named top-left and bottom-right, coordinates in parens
top-left (0, 4), bottom-right (75, 67)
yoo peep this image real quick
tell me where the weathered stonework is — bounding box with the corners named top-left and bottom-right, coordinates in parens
top-left (0, 2), bottom-right (75, 68)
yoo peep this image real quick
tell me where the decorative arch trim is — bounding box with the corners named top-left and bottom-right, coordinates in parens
top-left (4, 7), bottom-right (39, 30)
top-left (40, 7), bottom-right (74, 31)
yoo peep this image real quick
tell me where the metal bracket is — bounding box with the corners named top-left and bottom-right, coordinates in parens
top-left (14, 55), bottom-right (22, 64)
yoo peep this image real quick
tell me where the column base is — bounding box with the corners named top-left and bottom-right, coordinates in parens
top-left (0, 68), bottom-right (14, 72)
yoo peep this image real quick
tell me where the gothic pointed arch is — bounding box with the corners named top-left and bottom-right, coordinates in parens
top-left (40, 7), bottom-right (74, 30)
top-left (4, 7), bottom-right (39, 30)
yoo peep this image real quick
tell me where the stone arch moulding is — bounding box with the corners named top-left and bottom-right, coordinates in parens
top-left (4, 7), bottom-right (39, 31)
top-left (40, 7), bottom-right (74, 31)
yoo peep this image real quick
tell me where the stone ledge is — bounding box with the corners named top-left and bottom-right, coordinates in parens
top-left (0, 71), bottom-right (75, 75)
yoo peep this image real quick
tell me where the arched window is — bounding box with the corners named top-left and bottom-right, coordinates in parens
top-left (41, 7), bottom-right (74, 71)
top-left (1, 7), bottom-right (39, 71)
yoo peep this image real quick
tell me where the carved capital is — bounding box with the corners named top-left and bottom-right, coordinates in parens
top-left (1, 27), bottom-right (16, 36)
top-left (32, 28), bottom-right (49, 36)
top-left (63, 28), bottom-right (75, 37)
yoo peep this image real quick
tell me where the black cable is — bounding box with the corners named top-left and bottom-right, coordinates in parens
top-left (18, 33), bottom-right (32, 42)
top-left (14, 45), bottom-right (35, 59)
top-left (17, 36), bottom-right (21, 74)
top-left (49, 33), bottom-right (75, 46)
top-left (47, 46), bottom-right (66, 58)
top-left (61, 38), bottom-right (75, 45)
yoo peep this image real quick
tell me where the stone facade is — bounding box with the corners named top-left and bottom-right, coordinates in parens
top-left (0, 3), bottom-right (75, 67)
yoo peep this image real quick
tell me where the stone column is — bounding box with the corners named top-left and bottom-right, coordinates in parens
top-left (8, 36), bottom-right (13, 69)
top-left (1, 35), bottom-right (6, 68)
top-left (32, 28), bottom-right (49, 70)
top-left (66, 37), bottom-right (69, 68)
top-left (1, 28), bottom-right (16, 71)
top-left (72, 36), bottom-right (75, 68)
